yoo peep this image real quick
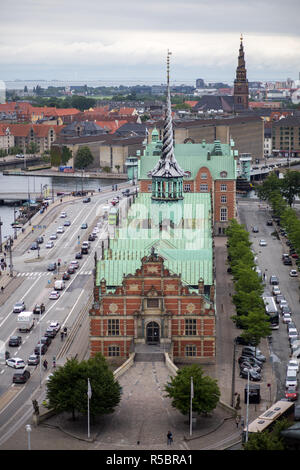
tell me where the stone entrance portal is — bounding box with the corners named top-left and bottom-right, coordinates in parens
top-left (146, 321), bottom-right (160, 345)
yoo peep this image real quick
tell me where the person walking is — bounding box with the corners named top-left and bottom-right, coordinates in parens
top-left (167, 431), bottom-right (173, 445)
top-left (235, 415), bottom-right (240, 428)
top-left (60, 331), bottom-right (64, 341)
top-left (43, 360), bottom-right (48, 370)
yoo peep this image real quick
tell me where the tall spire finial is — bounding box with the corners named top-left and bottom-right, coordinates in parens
top-left (167, 50), bottom-right (172, 86)
top-left (240, 33), bottom-right (243, 42)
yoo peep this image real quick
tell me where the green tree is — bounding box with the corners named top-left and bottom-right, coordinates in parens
top-left (280, 170), bottom-right (300, 206)
top-left (236, 308), bottom-right (271, 345)
top-left (50, 146), bottom-right (62, 167)
top-left (26, 142), bottom-right (39, 154)
top-left (243, 418), bottom-right (291, 450)
top-left (61, 146), bottom-right (72, 165)
top-left (46, 354), bottom-right (121, 420)
top-left (165, 365), bottom-right (220, 417)
top-left (75, 146), bottom-right (94, 170)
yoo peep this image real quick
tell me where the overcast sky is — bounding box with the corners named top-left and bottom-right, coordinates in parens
top-left (1, 0), bottom-right (300, 85)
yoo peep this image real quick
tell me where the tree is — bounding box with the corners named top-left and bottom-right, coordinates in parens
top-left (165, 365), bottom-right (220, 417)
top-left (46, 354), bottom-right (121, 420)
top-left (243, 418), bottom-right (291, 450)
top-left (61, 146), bottom-right (72, 165)
top-left (75, 146), bottom-right (94, 170)
top-left (280, 170), bottom-right (300, 206)
top-left (50, 146), bottom-right (62, 167)
top-left (26, 142), bottom-right (39, 154)
top-left (235, 308), bottom-right (271, 344)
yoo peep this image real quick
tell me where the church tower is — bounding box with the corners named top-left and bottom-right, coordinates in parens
top-left (148, 51), bottom-right (187, 202)
top-left (233, 34), bottom-right (249, 112)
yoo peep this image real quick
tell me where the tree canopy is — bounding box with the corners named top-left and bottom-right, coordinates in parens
top-left (164, 365), bottom-right (220, 417)
top-left (46, 353), bottom-right (121, 419)
top-left (74, 146), bottom-right (94, 170)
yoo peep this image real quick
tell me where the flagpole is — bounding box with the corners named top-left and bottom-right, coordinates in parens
top-left (87, 378), bottom-right (92, 439)
top-left (190, 376), bottom-right (193, 437)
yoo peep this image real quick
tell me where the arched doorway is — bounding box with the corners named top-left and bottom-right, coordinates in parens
top-left (146, 321), bottom-right (160, 345)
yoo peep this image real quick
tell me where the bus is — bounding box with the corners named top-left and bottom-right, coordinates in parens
top-left (242, 400), bottom-right (295, 442)
top-left (108, 207), bottom-right (119, 226)
top-left (263, 296), bottom-right (279, 329)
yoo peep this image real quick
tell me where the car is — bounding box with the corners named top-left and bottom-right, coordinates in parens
top-left (36, 236), bottom-right (44, 244)
top-left (252, 226), bottom-right (259, 233)
top-left (275, 294), bottom-right (285, 304)
top-left (283, 313), bottom-right (292, 324)
top-left (240, 367), bottom-right (261, 381)
top-left (266, 219), bottom-right (273, 226)
top-left (238, 355), bottom-right (264, 368)
top-left (239, 360), bottom-right (261, 373)
top-left (50, 234), bottom-right (57, 240)
top-left (290, 337), bottom-right (300, 348)
top-left (40, 336), bottom-right (51, 347)
top-left (290, 269), bottom-right (298, 277)
top-left (259, 239), bottom-right (267, 246)
top-left (12, 369), bottom-right (30, 384)
top-left (9, 336), bottom-right (22, 347)
top-left (33, 303), bottom-right (45, 315)
top-left (62, 272), bottom-right (70, 280)
top-left (288, 360), bottom-right (299, 372)
top-left (44, 328), bottom-right (57, 339)
top-left (285, 370), bottom-right (298, 388)
top-left (75, 252), bottom-right (82, 259)
top-left (70, 260), bottom-right (79, 269)
top-left (288, 322), bottom-right (297, 331)
top-left (46, 373), bottom-right (54, 383)
top-left (285, 385), bottom-right (298, 401)
top-left (46, 241), bottom-right (54, 249)
top-left (270, 275), bottom-right (279, 285)
top-left (282, 305), bottom-right (292, 315)
top-left (93, 227), bottom-right (99, 233)
top-left (57, 226), bottom-right (64, 234)
top-left (291, 253), bottom-right (299, 259)
top-left (49, 290), bottom-right (60, 300)
top-left (279, 299), bottom-right (288, 310)
top-left (6, 357), bottom-right (25, 369)
top-left (27, 354), bottom-right (40, 366)
top-left (47, 262), bottom-right (57, 271)
top-left (272, 286), bottom-right (281, 296)
top-left (67, 266), bottom-right (75, 274)
top-left (60, 212), bottom-right (67, 218)
top-left (241, 346), bottom-right (266, 362)
top-left (81, 223), bottom-right (88, 229)
top-left (83, 197), bottom-right (91, 203)
top-left (48, 321), bottom-right (60, 333)
top-left (30, 242), bottom-right (38, 250)
top-left (283, 257), bottom-right (292, 266)
top-left (34, 343), bottom-right (48, 355)
top-left (64, 220), bottom-right (71, 226)
top-left (13, 301), bottom-right (26, 313)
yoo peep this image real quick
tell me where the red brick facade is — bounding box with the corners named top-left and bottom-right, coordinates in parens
top-left (90, 253), bottom-right (216, 365)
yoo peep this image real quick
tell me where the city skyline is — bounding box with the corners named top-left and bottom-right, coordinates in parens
top-left (1, 0), bottom-right (300, 83)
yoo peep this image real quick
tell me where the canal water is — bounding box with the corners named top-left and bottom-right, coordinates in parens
top-left (0, 172), bottom-right (123, 239)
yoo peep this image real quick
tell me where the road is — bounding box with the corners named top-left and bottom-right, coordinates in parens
top-left (237, 198), bottom-right (300, 400)
top-left (0, 186), bottom-right (133, 442)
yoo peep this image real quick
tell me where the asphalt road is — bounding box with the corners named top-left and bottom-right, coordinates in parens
top-left (238, 198), bottom-right (300, 400)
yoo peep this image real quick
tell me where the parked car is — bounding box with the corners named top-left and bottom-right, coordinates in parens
top-left (70, 260), bottom-right (79, 269)
top-left (88, 234), bottom-right (96, 242)
top-left (284, 257), bottom-right (293, 266)
top-left (240, 367), bottom-right (261, 381)
top-left (239, 360), bottom-right (261, 373)
top-left (270, 275), bottom-right (279, 285)
top-left (34, 342), bottom-right (48, 355)
top-left (48, 321), bottom-right (60, 333)
top-left (47, 262), bottom-right (57, 271)
top-left (57, 226), bottom-right (64, 234)
top-left (252, 226), bottom-right (259, 233)
top-left (60, 212), bottom-right (67, 218)
top-left (40, 336), bottom-right (51, 347)
top-left (75, 252), bottom-right (82, 259)
top-left (46, 241), bottom-right (54, 249)
top-left (238, 355), bottom-right (264, 368)
top-left (279, 299), bottom-right (289, 310)
top-left (275, 294), bottom-right (285, 304)
top-left (64, 220), bottom-right (71, 226)
top-left (36, 236), bottom-right (44, 244)
top-left (6, 357), bottom-right (25, 369)
top-left (27, 354), bottom-right (40, 366)
top-left (44, 328), bottom-right (57, 339)
top-left (288, 360), bottom-right (299, 372)
top-left (67, 266), bottom-right (75, 274)
top-left (259, 239), bottom-right (267, 246)
top-left (49, 290), bottom-right (60, 300)
top-left (13, 301), bottom-right (26, 313)
top-left (285, 369), bottom-right (298, 388)
top-left (12, 368), bottom-right (30, 384)
top-left (50, 234), bottom-right (57, 240)
top-left (266, 219), bottom-right (273, 226)
top-left (283, 313), bottom-right (292, 324)
top-left (30, 242), bottom-right (38, 250)
top-left (9, 336), bottom-right (22, 347)
top-left (290, 269), bottom-right (298, 277)
top-left (241, 346), bottom-right (266, 362)
top-left (282, 305), bottom-right (292, 316)
top-left (285, 385), bottom-right (298, 401)
top-left (272, 286), bottom-right (281, 296)
top-left (33, 303), bottom-right (45, 315)
top-left (62, 272), bottom-right (70, 280)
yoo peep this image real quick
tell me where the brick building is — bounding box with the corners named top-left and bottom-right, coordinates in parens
top-left (90, 251), bottom-right (215, 365)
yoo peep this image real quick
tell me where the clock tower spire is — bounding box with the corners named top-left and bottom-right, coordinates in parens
top-left (233, 34), bottom-right (249, 112)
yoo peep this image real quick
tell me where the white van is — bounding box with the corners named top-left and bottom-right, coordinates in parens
top-left (285, 369), bottom-right (298, 388)
top-left (54, 280), bottom-right (65, 290)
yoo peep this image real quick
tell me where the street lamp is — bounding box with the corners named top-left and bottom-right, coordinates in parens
top-left (25, 424), bottom-right (31, 450)
top-left (4, 236), bottom-right (13, 277)
top-left (245, 370), bottom-right (250, 443)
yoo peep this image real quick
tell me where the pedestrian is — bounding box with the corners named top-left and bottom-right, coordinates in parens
top-left (240, 416), bottom-right (245, 429)
top-left (60, 331), bottom-right (64, 341)
top-left (52, 359), bottom-right (56, 368)
top-left (235, 415), bottom-right (240, 428)
top-left (43, 360), bottom-right (48, 370)
top-left (167, 431), bottom-right (173, 445)
top-left (1, 286), bottom-right (4, 293)
top-left (63, 326), bottom-right (67, 336)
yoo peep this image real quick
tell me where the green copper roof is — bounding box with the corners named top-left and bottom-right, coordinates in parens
top-left (138, 140), bottom-right (237, 181)
top-left (97, 192), bottom-right (213, 287)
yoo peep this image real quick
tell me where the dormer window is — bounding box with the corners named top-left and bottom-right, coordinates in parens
top-left (220, 171), bottom-right (227, 178)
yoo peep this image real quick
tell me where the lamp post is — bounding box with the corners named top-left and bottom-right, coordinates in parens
top-left (0, 217), bottom-right (2, 253)
top-left (245, 370), bottom-right (250, 443)
top-left (4, 236), bottom-right (13, 277)
top-left (13, 209), bottom-right (18, 240)
top-left (25, 424), bottom-right (31, 450)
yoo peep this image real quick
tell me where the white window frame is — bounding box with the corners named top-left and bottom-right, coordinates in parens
top-left (220, 184), bottom-right (227, 191)
top-left (220, 207), bottom-right (228, 222)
